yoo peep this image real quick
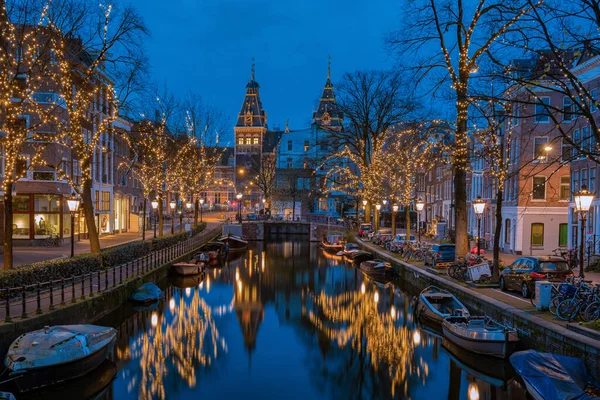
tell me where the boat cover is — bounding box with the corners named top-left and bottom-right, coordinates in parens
top-left (326, 234), bottom-right (343, 245)
top-left (131, 282), bottom-right (163, 303)
top-left (510, 350), bottom-right (599, 400)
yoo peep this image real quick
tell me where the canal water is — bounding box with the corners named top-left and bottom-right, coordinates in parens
top-left (49, 240), bottom-right (530, 399)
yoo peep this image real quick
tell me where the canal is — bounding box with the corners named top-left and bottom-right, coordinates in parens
top-left (65, 240), bottom-right (530, 399)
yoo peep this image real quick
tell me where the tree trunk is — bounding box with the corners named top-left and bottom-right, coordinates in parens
top-left (194, 198), bottom-right (199, 225)
top-left (142, 197), bottom-right (147, 241)
top-left (454, 87), bottom-right (469, 259)
top-left (405, 206), bottom-right (411, 239)
top-left (365, 203), bottom-right (371, 223)
top-left (493, 189), bottom-right (503, 282)
top-left (158, 195), bottom-right (164, 237)
top-left (3, 187), bottom-right (13, 270)
top-left (82, 178), bottom-right (101, 253)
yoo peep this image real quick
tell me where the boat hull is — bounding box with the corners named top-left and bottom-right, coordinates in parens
top-left (442, 321), bottom-right (519, 359)
top-left (171, 262), bottom-right (205, 276)
top-left (219, 237), bottom-right (247, 252)
top-left (321, 243), bottom-right (343, 252)
top-left (10, 337), bottom-right (115, 393)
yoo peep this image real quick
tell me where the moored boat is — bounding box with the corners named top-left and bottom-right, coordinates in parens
top-left (5, 325), bottom-right (117, 392)
top-left (442, 316), bottom-right (519, 359)
top-left (510, 350), bottom-right (600, 400)
top-left (359, 259), bottom-right (393, 278)
top-left (349, 250), bottom-right (374, 265)
top-left (131, 282), bottom-right (163, 304)
top-left (196, 242), bottom-right (227, 263)
top-left (337, 242), bottom-right (360, 257)
top-left (321, 233), bottom-right (344, 252)
top-left (416, 286), bottom-right (470, 329)
top-left (218, 234), bottom-right (248, 252)
top-left (171, 259), bottom-right (205, 276)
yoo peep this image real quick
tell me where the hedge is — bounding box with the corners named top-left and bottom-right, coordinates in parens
top-left (0, 222), bottom-right (209, 289)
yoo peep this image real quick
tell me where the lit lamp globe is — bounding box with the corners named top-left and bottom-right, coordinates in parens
top-left (416, 198), bottom-right (425, 212)
top-left (375, 204), bottom-right (381, 211)
top-left (151, 200), bottom-right (159, 210)
top-left (169, 200), bottom-right (176, 210)
top-left (186, 202), bottom-right (192, 210)
top-left (262, 198), bottom-right (266, 204)
top-left (574, 185), bottom-right (594, 213)
top-left (199, 198), bottom-right (205, 206)
top-left (236, 193), bottom-right (243, 200)
top-left (472, 196), bottom-right (485, 217)
top-left (392, 204), bottom-right (399, 213)
top-left (382, 199), bottom-right (387, 206)
top-left (362, 200), bottom-right (368, 207)
top-left (67, 195), bottom-right (80, 213)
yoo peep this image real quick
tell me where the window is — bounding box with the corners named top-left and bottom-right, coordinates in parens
top-left (572, 170), bottom-right (580, 193)
top-left (583, 126), bottom-right (590, 154)
top-left (101, 192), bottom-right (110, 211)
top-left (563, 97), bottom-right (573, 122)
top-left (573, 130), bottom-right (581, 157)
top-left (287, 158), bottom-right (292, 169)
top-left (531, 223), bottom-right (544, 246)
top-left (534, 137), bottom-right (549, 161)
top-left (303, 159), bottom-right (308, 169)
top-left (304, 140), bottom-right (309, 152)
top-left (562, 139), bottom-right (572, 162)
top-left (95, 191), bottom-right (100, 210)
top-left (253, 136), bottom-right (259, 145)
top-left (237, 136), bottom-right (244, 145)
top-left (245, 137), bottom-right (251, 145)
top-left (559, 223), bottom-right (568, 247)
top-left (581, 168), bottom-right (589, 189)
top-left (33, 171), bottom-right (55, 181)
top-left (591, 168), bottom-right (596, 193)
top-left (591, 89), bottom-right (598, 112)
top-left (532, 176), bottom-right (546, 200)
top-left (535, 97), bottom-right (551, 123)
top-left (504, 219), bottom-right (511, 244)
top-left (287, 140), bottom-right (292, 151)
top-left (558, 176), bottom-right (570, 201)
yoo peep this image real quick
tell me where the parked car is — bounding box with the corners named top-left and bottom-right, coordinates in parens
top-left (499, 256), bottom-right (573, 298)
top-left (424, 244), bottom-right (456, 267)
top-left (359, 224), bottom-right (372, 237)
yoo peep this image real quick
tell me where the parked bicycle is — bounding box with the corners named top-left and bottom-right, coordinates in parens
top-left (44, 234), bottom-right (61, 247)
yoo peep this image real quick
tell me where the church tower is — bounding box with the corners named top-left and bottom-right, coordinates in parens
top-left (235, 60), bottom-right (268, 155)
top-left (313, 57), bottom-right (343, 130)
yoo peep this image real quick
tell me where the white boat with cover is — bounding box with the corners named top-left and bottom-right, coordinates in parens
top-left (5, 324), bottom-right (117, 392)
top-left (416, 286), bottom-right (470, 329)
top-left (443, 316), bottom-right (519, 359)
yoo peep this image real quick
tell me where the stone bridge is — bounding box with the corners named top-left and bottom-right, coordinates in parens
top-left (223, 221), bottom-right (345, 242)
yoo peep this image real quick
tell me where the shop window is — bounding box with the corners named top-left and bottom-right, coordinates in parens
top-left (12, 214), bottom-right (30, 239)
top-left (35, 195), bottom-right (60, 212)
top-left (34, 214), bottom-right (60, 238)
top-left (531, 223), bottom-right (544, 247)
top-left (13, 195), bottom-right (29, 212)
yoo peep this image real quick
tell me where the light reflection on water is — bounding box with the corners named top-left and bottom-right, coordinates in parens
top-left (100, 240), bottom-right (527, 400)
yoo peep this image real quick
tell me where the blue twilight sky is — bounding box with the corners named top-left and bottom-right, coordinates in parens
top-left (129, 0), bottom-right (403, 144)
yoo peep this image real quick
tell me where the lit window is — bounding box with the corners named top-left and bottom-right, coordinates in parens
top-left (531, 223), bottom-right (544, 247)
top-left (304, 140), bottom-right (309, 151)
top-left (533, 137), bottom-right (549, 161)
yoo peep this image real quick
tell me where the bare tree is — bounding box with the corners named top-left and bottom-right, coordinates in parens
top-left (388, 0), bottom-right (544, 257)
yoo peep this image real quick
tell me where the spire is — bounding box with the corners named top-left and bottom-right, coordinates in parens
top-left (327, 55), bottom-right (331, 80)
top-left (251, 57), bottom-right (255, 81)
top-left (236, 58), bottom-right (267, 128)
top-left (313, 57), bottom-right (343, 129)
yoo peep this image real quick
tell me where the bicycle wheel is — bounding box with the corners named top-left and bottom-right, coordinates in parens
top-left (584, 301), bottom-right (600, 322)
top-left (557, 299), bottom-right (580, 321)
top-left (530, 290), bottom-right (537, 307)
top-left (549, 296), bottom-right (563, 315)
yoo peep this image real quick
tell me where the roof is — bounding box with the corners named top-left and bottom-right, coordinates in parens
top-left (236, 62), bottom-right (267, 128)
top-left (262, 129), bottom-right (282, 153)
top-left (313, 59), bottom-right (343, 128)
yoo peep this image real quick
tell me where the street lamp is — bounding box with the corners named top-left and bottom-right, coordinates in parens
top-left (375, 203), bottom-right (381, 231)
top-left (199, 198), bottom-right (205, 223)
top-left (67, 195), bottom-right (80, 258)
top-left (151, 200), bottom-right (159, 238)
top-left (574, 184), bottom-right (594, 278)
top-left (416, 198), bottom-right (425, 243)
top-left (236, 193), bottom-right (243, 223)
top-left (186, 201), bottom-right (192, 224)
top-left (472, 196), bottom-right (486, 257)
top-left (392, 204), bottom-right (399, 236)
top-left (169, 200), bottom-right (176, 234)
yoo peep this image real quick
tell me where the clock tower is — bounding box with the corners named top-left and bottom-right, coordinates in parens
top-left (313, 57), bottom-right (343, 130)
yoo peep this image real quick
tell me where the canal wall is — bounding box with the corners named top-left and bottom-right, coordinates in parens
top-left (0, 229), bottom-right (221, 352)
top-left (357, 239), bottom-right (600, 379)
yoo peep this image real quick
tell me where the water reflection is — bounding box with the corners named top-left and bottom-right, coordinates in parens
top-left (97, 240), bottom-right (526, 399)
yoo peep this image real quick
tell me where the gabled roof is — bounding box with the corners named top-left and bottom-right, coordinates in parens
top-left (236, 61), bottom-right (267, 128)
top-left (313, 58), bottom-right (343, 129)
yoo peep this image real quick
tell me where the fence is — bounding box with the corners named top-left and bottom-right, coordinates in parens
top-left (1, 224), bottom-right (222, 322)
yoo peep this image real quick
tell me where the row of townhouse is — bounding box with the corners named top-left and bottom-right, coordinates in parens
top-left (420, 51), bottom-right (600, 256)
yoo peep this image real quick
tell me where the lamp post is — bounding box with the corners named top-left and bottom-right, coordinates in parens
top-left (151, 200), bottom-right (158, 239)
top-left (262, 198), bottom-right (266, 218)
top-left (362, 199), bottom-right (368, 223)
top-left (236, 193), bottom-right (243, 223)
top-left (392, 204), bottom-right (398, 236)
top-left (382, 200), bottom-right (388, 227)
top-left (169, 200), bottom-right (176, 234)
top-left (472, 196), bottom-right (486, 257)
top-left (574, 184), bottom-right (594, 278)
top-left (375, 203), bottom-right (381, 231)
top-left (199, 198), bottom-right (204, 223)
top-left (67, 195), bottom-right (80, 258)
top-left (186, 201), bottom-right (192, 224)
top-left (416, 198), bottom-right (425, 243)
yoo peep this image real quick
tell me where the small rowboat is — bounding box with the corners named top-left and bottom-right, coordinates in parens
top-left (171, 260), bottom-right (205, 276)
top-left (5, 325), bottom-right (116, 392)
top-left (416, 286), bottom-right (470, 329)
top-left (321, 234), bottom-right (344, 252)
top-left (218, 234), bottom-right (248, 251)
top-left (349, 250), bottom-right (374, 266)
top-left (359, 260), bottom-right (393, 278)
top-left (442, 316), bottom-right (519, 359)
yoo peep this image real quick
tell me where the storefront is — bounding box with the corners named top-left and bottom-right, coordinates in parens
top-left (113, 195), bottom-right (130, 233)
top-left (12, 194), bottom-right (73, 243)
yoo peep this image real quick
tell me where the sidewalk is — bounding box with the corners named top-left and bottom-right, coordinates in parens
top-left (1, 214), bottom-right (223, 269)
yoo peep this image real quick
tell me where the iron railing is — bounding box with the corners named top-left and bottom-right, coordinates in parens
top-left (1, 224), bottom-right (222, 322)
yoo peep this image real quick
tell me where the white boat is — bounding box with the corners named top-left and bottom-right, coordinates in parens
top-left (5, 325), bottom-right (117, 392)
top-left (337, 243), bottom-right (360, 257)
top-left (416, 286), bottom-right (470, 329)
top-left (321, 233), bottom-right (344, 252)
top-left (442, 316), bottom-right (519, 359)
top-left (171, 260), bottom-right (205, 276)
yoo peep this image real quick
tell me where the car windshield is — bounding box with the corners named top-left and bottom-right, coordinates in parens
top-left (540, 261), bottom-right (569, 272)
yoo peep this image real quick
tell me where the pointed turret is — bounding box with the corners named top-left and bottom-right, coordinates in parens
top-left (313, 56), bottom-right (343, 129)
top-left (236, 59), bottom-right (267, 128)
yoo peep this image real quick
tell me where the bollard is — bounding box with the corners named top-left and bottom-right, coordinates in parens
top-left (5, 288), bottom-right (12, 323)
top-left (21, 287), bottom-right (27, 319)
top-left (61, 278), bottom-right (65, 306)
top-left (49, 283), bottom-right (55, 311)
top-left (36, 283), bottom-right (42, 314)
top-left (71, 276), bottom-right (76, 304)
